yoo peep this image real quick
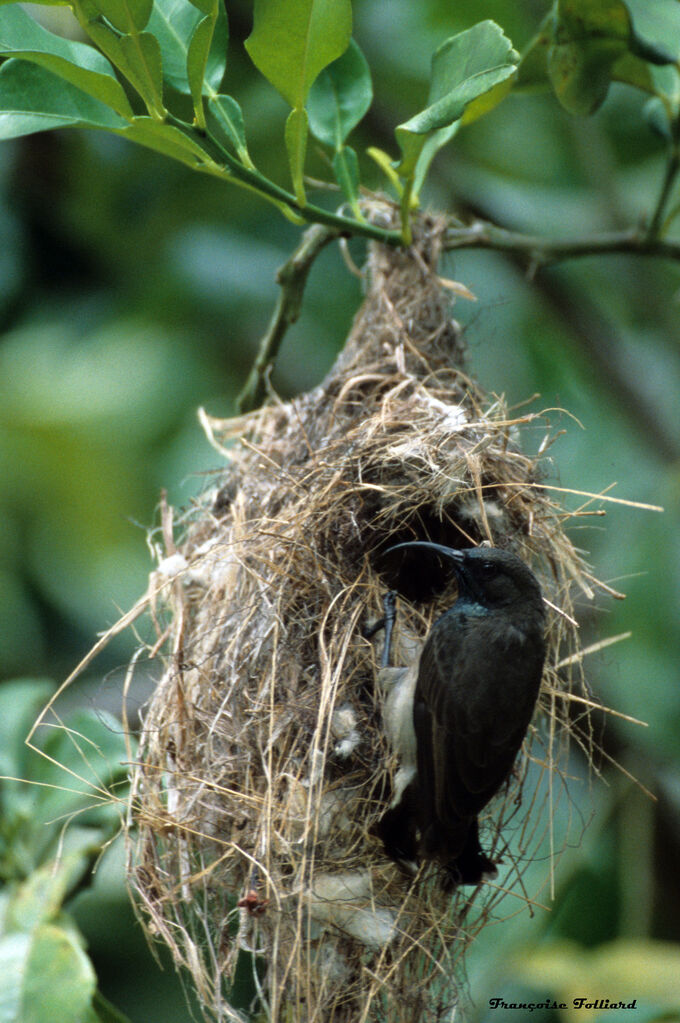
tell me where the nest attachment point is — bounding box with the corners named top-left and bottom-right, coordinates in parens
top-left (128, 209), bottom-right (609, 1023)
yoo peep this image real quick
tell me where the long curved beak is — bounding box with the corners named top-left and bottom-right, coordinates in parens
top-left (382, 542), bottom-right (466, 564)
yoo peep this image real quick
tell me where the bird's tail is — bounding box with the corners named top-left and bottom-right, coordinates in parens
top-left (376, 780), bottom-right (419, 866)
top-left (422, 815), bottom-right (498, 888)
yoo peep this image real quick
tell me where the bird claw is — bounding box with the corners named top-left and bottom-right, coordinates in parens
top-left (381, 590), bottom-right (397, 668)
top-left (363, 590), bottom-right (398, 667)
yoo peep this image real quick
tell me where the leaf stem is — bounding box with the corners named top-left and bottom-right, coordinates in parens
top-left (236, 224), bottom-right (341, 413)
top-left (647, 143), bottom-right (680, 240)
top-left (399, 177), bottom-right (414, 245)
top-left (443, 218), bottom-right (680, 265)
top-left (170, 117), bottom-right (404, 246)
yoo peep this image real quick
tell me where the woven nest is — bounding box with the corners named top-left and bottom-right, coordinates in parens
top-left (128, 209), bottom-right (607, 1023)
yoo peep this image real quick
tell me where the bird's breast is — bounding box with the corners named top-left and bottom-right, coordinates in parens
top-left (378, 664), bottom-right (417, 762)
top-left (417, 600), bottom-right (545, 734)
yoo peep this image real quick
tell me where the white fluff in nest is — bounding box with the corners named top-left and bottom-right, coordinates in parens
top-left (331, 703), bottom-right (361, 758)
top-left (420, 393), bottom-right (467, 432)
top-left (457, 496), bottom-right (506, 525)
top-left (312, 944), bottom-right (351, 988)
top-left (156, 552), bottom-right (188, 577)
top-left (382, 395), bottom-right (467, 464)
top-left (155, 538), bottom-right (239, 589)
top-left (153, 550), bottom-right (226, 598)
top-left (286, 777), bottom-right (350, 842)
top-left (307, 871), bottom-right (396, 949)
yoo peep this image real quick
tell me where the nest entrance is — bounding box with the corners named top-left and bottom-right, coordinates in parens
top-left (129, 210), bottom-right (603, 1022)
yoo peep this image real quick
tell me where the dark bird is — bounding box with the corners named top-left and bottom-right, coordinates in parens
top-left (375, 542), bottom-right (546, 887)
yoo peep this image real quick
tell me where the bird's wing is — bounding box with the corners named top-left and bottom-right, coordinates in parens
top-left (416, 609), bottom-right (544, 820)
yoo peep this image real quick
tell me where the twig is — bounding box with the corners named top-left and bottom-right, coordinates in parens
top-left (236, 225), bottom-right (341, 413)
top-left (647, 144), bottom-right (680, 239)
top-left (170, 117), bottom-right (403, 247)
top-left (451, 200), bottom-right (680, 463)
top-left (442, 218), bottom-right (680, 266)
top-left (236, 185), bottom-right (680, 418)
top-left (178, 109), bottom-right (680, 260)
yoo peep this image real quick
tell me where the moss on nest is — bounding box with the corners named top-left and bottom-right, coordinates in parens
top-left (128, 208), bottom-right (607, 1022)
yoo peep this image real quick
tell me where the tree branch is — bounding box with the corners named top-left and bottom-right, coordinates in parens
top-left (236, 225), bottom-right (341, 414)
top-left (170, 117), bottom-right (404, 248)
top-left (442, 218), bottom-right (680, 268)
top-left (448, 199), bottom-right (680, 462)
top-left (235, 184), bottom-right (680, 416)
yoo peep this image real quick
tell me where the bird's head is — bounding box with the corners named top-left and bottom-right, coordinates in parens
top-left (382, 542), bottom-right (544, 613)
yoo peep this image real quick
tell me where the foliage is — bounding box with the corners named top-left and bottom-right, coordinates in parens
top-left (1, 0), bottom-right (680, 1019)
top-left (0, 678), bottom-right (134, 1023)
top-left (0, 0), bottom-right (679, 243)
top-left (508, 938), bottom-right (680, 1021)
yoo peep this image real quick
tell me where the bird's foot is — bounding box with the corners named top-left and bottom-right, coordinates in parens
top-left (442, 852), bottom-right (498, 891)
top-left (363, 590), bottom-right (398, 667)
top-left (381, 590), bottom-right (397, 667)
top-left (376, 794), bottom-right (418, 866)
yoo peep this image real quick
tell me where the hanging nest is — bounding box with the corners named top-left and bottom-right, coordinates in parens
top-left (128, 208), bottom-right (607, 1023)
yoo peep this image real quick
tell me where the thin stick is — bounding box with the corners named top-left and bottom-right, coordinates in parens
top-left (443, 217), bottom-right (680, 265)
top-left (236, 225), bottom-right (341, 413)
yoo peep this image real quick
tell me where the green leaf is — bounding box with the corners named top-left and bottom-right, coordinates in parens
top-left (517, 18), bottom-right (552, 92)
top-left (200, 2), bottom-right (227, 91)
top-left (245, 0), bottom-right (352, 109)
top-left (0, 59), bottom-right (128, 140)
top-left (5, 855), bottom-right (89, 933)
top-left (89, 0), bottom-right (153, 34)
top-left (307, 39), bottom-right (371, 149)
top-left (75, 14), bottom-right (164, 116)
top-left (0, 923), bottom-right (96, 1023)
top-left (29, 709), bottom-right (130, 826)
top-left (412, 120), bottom-right (459, 198)
top-left (627, 27), bottom-right (675, 68)
top-left (641, 64), bottom-right (680, 134)
top-left (285, 105), bottom-right (308, 204)
top-left (146, 0), bottom-right (226, 97)
top-left (511, 939), bottom-right (680, 1022)
top-left (187, 15), bottom-right (213, 110)
top-left (147, 0), bottom-right (200, 91)
top-left (0, 679), bottom-right (54, 781)
top-left (147, 0), bottom-right (197, 93)
top-left (0, 933), bottom-right (31, 1022)
top-left (0, 6), bottom-right (132, 116)
top-left (0, 0), bottom-right (72, 5)
top-left (548, 1), bottom-right (629, 114)
top-left (120, 115), bottom-right (210, 166)
top-left (367, 145), bottom-right (402, 193)
top-left (118, 31), bottom-right (162, 107)
top-left (548, 0), bottom-right (675, 115)
top-left (90, 991), bottom-right (134, 1023)
top-left (395, 20), bottom-right (518, 178)
top-left (207, 93), bottom-right (251, 163)
top-left (186, 1), bottom-right (227, 123)
top-left (644, 96), bottom-right (672, 139)
top-left (611, 50), bottom-right (658, 96)
top-left (185, 0), bottom-right (213, 14)
top-left (625, 0), bottom-right (680, 62)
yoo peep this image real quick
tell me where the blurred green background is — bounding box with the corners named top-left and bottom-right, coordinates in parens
top-left (1, 0), bottom-right (680, 1020)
